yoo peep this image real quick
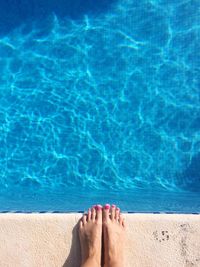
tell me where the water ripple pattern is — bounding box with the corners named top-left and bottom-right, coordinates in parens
top-left (0, 0), bottom-right (200, 193)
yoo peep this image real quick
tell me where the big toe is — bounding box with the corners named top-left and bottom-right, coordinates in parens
top-left (103, 204), bottom-right (110, 222)
top-left (96, 204), bottom-right (102, 222)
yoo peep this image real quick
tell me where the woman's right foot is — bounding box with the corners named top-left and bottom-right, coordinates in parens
top-left (103, 204), bottom-right (125, 267)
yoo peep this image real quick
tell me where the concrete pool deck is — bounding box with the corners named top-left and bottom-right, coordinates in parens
top-left (0, 213), bottom-right (199, 267)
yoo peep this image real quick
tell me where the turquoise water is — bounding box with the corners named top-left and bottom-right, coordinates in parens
top-left (0, 0), bottom-right (200, 212)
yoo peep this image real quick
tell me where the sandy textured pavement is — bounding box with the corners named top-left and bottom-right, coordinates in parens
top-left (0, 213), bottom-right (199, 267)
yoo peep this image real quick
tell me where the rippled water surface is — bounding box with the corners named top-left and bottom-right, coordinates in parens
top-left (0, 0), bottom-right (200, 211)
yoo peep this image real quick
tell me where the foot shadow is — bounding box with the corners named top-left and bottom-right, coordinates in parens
top-left (62, 222), bottom-right (81, 267)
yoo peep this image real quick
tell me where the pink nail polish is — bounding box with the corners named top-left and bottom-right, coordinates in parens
top-left (111, 204), bottom-right (116, 208)
top-left (105, 204), bottom-right (110, 209)
top-left (97, 205), bottom-right (102, 210)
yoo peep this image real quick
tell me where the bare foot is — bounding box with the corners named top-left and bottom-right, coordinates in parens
top-left (79, 205), bottom-right (102, 267)
top-left (103, 204), bottom-right (125, 267)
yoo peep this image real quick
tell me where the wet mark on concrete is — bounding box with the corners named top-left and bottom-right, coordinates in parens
top-left (185, 259), bottom-right (195, 266)
top-left (178, 224), bottom-right (199, 267)
top-left (185, 259), bottom-right (200, 267)
top-left (153, 230), bottom-right (169, 242)
top-left (180, 236), bottom-right (187, 256)
top-left (180, 223), bottom-right (193, 233)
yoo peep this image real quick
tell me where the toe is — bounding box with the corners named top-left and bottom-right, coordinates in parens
top-left (79, 220), bottom-right (83, 229)
top-left (115, 207), bottom-right (120, 221)
top-left (88, 208), bottom-right (91, 221)
top-left (119, 214), bottom-right (123, 226)
top-left (111, 204), bottom-right (116, 220)
top-left (83, 214), bottom-right (87, 225)
top-left (91, 207), bottom-right (96, 221)
top-left (103, 204), bottom-right (110, 221)
top-left (96, 204), bottom-right (102, 221)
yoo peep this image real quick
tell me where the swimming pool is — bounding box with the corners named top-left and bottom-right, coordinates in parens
top-left (0, 0), bottom-right (199, 212)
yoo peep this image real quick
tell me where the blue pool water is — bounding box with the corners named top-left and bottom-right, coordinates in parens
top-left (0, 0), bottom-right (200, 212)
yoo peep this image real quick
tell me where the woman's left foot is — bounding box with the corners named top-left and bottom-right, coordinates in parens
top-left (79, 205), bottom-right (102, 267)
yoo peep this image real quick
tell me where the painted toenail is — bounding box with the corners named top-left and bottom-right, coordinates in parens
top-left (116, 207), bottom-right (120, 211)
top-left (105, 204), bottom-right (110, 209)
top-left (97, 205), bottom-right (102, 210)
top-left (111, 204), bottom-right (116, 208)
